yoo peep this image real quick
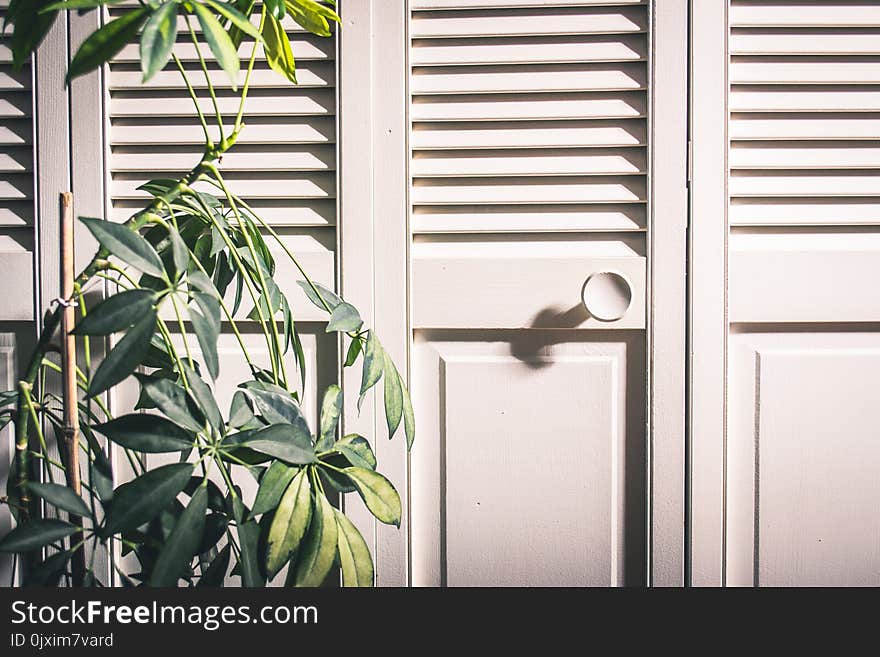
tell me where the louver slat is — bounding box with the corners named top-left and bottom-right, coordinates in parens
top-left (410, 2), bottom-right (648, 233)
top-left (729, 1), bottom-right (880, 227)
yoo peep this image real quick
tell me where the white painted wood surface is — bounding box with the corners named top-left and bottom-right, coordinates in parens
top-left (408, 0), bottom-right (657, 586)
top-left (688, 0), bottom-right (728, 587)
top-left (691, 0), bottom-right (880, 587)
top-left (727, 332), bottom-right (880, 587)
top-left (411, 332), bottom-right (645, 586)
top-left (648, 0), bottom-right (687, 587)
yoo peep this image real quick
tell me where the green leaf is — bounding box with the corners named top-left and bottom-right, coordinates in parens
top-left (228, 390), bottom-right (256, 429)
top-left (187, 270), bottom-right (220, 299)
top-left (193, 3), bottom-right (240, 84)
top-left (251, 462), bottom-right (296, 519)
top-left (289, 0), bottom-right (341, 24)
top-left (296, 280), bottom-right (341, 311)
top-left (234, 497), bottom-right (264, 587)
top-left (68, 7), bottom-right (150, 82)
top-left (89, 308), bottom-right (157, 396)
top-left (169, 227), bottom-right (189, 278)
top-left (139, 1), bottom-right (178, 82)
top-left (261, 12), bottom-right (296, 85)
top-left (197, 512), bottom-right (227, 555)
top-left (80, 216), bottom-right (164, 278)
top-left (150, 486), bottom-right (207, 586)
top-left (182, 363), bottom-right (223, 432)
top-left (383, 351), bottom-right (403, 439)
top-left (316, 384), bottom-right (342, 452)
top-left (0, 389), bottom-right (17, 407)
top-left (326, 302), bottom-right (362, 333)
top-left (190, 292), bottom-right (221, 380)
top-left (344, 336), bottom-right (362, 367)
top-left (243, 385), bottom-right (303, 426)
top-left (334, 434), bottom-right (376, 470)
top-left (292, 491), bottom-right (336, 587)
top-left (42, 0), bottom-right (125, 11)
top-left (72, 289), bottom-right (156, 336)
top-left (103, 462), bottom-right (194, 535)
top-left (135, 374), bottom-right (205, 433)
top-left (264, 0), bottom-right (286, 20)
top-left (26, 482), bottom-right (91, 518)
top-left (335, 508), bottom-right (373, 587)
top-left (0, 519), bottom-right (79, 552)
top-left (24, 550), bottom-right (71, 587)
top-left (197, 543), bottom-right (231, 587)
top-left (93, 413), bottom-right (194, 453)
top-left (89, 444), bottom-right (115, 503)
top-left (285, 0), bottom-right (337, 37)
top-left (202, 0), bottom-right (262, 40)
top-left (358, 330), bottom-right (384, 408)
top-left (402, 374), bottom-right (415, 451)
top-left (227, 423), bottom-right (316, 465)
top-left (265, 468), bottom-right (311, 578)
top-left (345, 467), bottom-right (401, 527)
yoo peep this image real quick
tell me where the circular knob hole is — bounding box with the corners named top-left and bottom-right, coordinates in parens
top-left (581, 271), bottom-right (632, 322)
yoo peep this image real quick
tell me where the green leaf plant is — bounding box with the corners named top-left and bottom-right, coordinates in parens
top-left (0, 0), bottom-right (412, 588)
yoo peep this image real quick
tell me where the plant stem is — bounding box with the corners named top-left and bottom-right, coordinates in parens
top-left (185, 15), bottom-right (225, 142)
top-left (185, 247), bottom-right (256, 372)
top-left (21, 388), bottom-right (53, 484)
top-left (234, 10), bottom-right (263, 134)
top-left (173, 53), bottom-right (213, 148)
top-left (207, 165), bottom-right (288, 387)
top-left (188, 191), bottom-right (280, 381)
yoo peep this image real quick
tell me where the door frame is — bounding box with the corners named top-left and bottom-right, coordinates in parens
top-left (687, 0), bottom-right (729, 586)
top-left (648, 0), bottom-right (689, 587)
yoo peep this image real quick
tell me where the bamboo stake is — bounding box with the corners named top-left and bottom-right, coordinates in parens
top-left (59, 192), bottom-right (86, 587)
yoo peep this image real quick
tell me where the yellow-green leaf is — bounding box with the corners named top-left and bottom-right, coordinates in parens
top-left (261, 11), bottom-right (296, 84)
top-left (316, 384), bottom-right (342, 452)
top-left (265, 468), bottom-right (311, 578)
top-left (292, 490), bottom-right (337, 586)
top-left (335, 508), bottom-right (373, 587)
top-left (383, 351), bottom-right (403, 438)
top-left (345, 467), bottom-right (401, 527)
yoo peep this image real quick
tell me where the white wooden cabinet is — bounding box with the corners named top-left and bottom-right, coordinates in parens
top-left (13, 0), bottom-right (880, 588)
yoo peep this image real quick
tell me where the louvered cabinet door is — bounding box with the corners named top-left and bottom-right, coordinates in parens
top-left (105, 6), bottom-right (339, 518)
top-left (0, 1), bottom-right (37, 585)
top-left (408, 1), bottom-right (651, 587)
top-left (695, 0), bottom-right (880, 586)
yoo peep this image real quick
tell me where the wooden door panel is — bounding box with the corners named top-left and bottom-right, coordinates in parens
top-left (411, 331), bottom-right (645, 586)
top-left (727, 331), bottom-right (880, 586)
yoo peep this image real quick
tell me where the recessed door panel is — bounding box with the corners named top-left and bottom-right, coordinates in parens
top-left (411, 332), bottom-right (645, 586)
top-left (727, 332), bottom-right (880, 587)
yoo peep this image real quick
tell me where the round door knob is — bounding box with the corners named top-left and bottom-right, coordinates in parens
top-left (581, 271), bottom-right (632, 321)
